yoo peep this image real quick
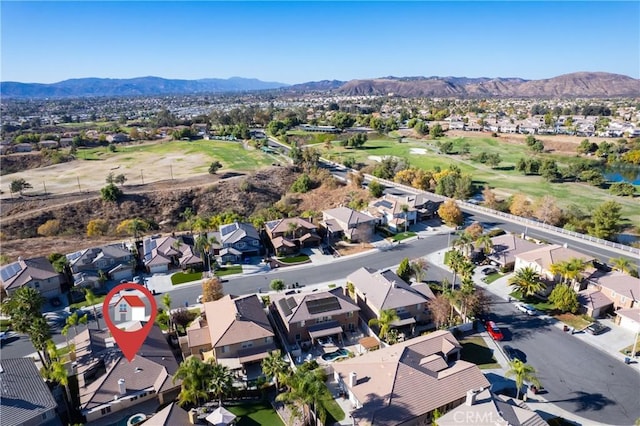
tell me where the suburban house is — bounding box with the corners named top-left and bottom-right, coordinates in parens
top-left (218, 222), bottom-right (263, 263)
top-left (614, 308), bottom-right (640, 333)
top-left (514, 244), bottom-right (595, 293)
top-left (332, 330), bottom-right (490, 426)
top-left (186, 294), bottom-right (276, 381)
top-left (486, 233), bottom-right (542, 270)
top-left (0, 358), bottom-right (59, 426)
top-left (436, 387), bottom-right (547, 426)
top-left (143, 235), bottom-right (203, 274)
top-left (75, 324), bottom-right (181, 423)
top-left (0, 256), bottom-right (65, 298)
top-left (143, 401), bottom-right (192, 425)
top-left (346, 267), bottom-right (435, 333)
top-left (321, 207), bottom-right (377, 243)
top-left (265, 217), bottom-right (322, 256)
top-left (106, 133), bottom-right (130, 143)
top-left (578, 270), bottom-right (640, 320)
top-left (66, 243), bottom-right (135, 284)
top-left (368, 193), bottom-right (440, 232)
top-left (113, 295), bottom-right (147, 322)
top-left (270, 288), bottom-right (360, 346)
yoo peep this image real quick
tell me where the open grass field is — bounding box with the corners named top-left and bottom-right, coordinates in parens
top-left (1, 140), bottom-right (275, 198)
top-left (319, 135), bottom-right (640, 225)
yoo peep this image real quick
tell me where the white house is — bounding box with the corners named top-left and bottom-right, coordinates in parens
top-left (114, 295), bottom-right (146, 322)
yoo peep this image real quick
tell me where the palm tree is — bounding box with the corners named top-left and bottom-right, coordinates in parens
top-left (409, 258), bottom-right (429, 282)
top-left (550, 258), bottom-right (587, 285)
top-left (505, 359), bottom-right (541, 400)
top-left (277, 364), bottom-right (327, 426)
top-left (173, 357), bottom-right (213, 407)
top-left (208, 362), bottom-right (234, 407)
top-left (66, 312), bottom-right (79, 336)
top-left (445, 250), bottom-right (466, 289)
top-left (195, 234), bottom-right (218, 273)
top-left (261, 350), bottom-right (290, 391)
top-left (610, 256), bottom-right (636, 275)
top-left (84, 288), bottom-right (101, 329)
top-left (287, 221), bottom-right (299, 239)
top-left (400, 204), bottom-right (410, 233)
top-left (452, 232), bottom-right (474, 257)
top-left (368, 309), bottom-right (399, 342)
top-left (508, 267), bottom-right (546, 297)
top-left (475, 234), bottom-right (493, 255)
top-left (61, 325), bottom-right (70, 348)
top-left (29, 316), bottom-right (52, 367)
top-left (163, 293), bottom-right (173, 332)
top-left (1, 286), bottom-right (44, 333)
top-left (43, 348), bottom-right (73, 416)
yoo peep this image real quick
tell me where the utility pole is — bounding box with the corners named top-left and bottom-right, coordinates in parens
top-left (77, 176), bottom-right (81, 194)
top-left (170, 164), bottom-right (173, 181)
top-left (141, 170), bottom-right (144, 185)
top-left (43, 181), bottom-right (47, 197)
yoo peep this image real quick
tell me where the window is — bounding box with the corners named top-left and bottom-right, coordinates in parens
top-left (347, 312), bottom-right (354, 318)
top-left (242, 341), bottom-right (254, 349)
top-left (295, 334), bottom-right (301, 341)
top-left (42, 413), bottom-right (48, 420)
top-left (252, 240), bottom-right (260, 246)
top-left (34, 282), bottom-right (40, 288)
top-left (620, 296), bottom-right (626, 304)
top-left (101, 406), bottom-right (112, 415)
top-left (119, 303), bottom-right (127, 313)
top-left (300, 320), bottom-right (306, 327)
top-left (416, 304), bottom-right (422, 310)
top-left (237, 242), bottom-right (246, 248)
top-left (264, 336), bottom-right (272, 343)
top-left (222, 345), bottom-right (230, 353)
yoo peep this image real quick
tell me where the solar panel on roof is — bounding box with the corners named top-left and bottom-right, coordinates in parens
top-left (66, 251), bottom-right (83, 261)
top-left (0, 262), bottom-right (23, 282)
top-left (220, 224), bottom-right (236, 237)
top-left (306, 297), bottom-right (341, 315)
top-left (278, 298), bottom-right (292, 317)
top-left (379, 200), bottom-right (393, 209)
top-left (285, 297), bottom-right (298, 310)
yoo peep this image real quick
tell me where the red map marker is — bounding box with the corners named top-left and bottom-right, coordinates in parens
top-left (102, 283), bottom-right (158, 362)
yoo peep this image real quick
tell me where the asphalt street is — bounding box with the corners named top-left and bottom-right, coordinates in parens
top-left (489, 295), bottom-right (640, 425)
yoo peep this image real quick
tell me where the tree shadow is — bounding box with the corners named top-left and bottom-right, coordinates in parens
top-left (548, 391), bottom-right (616, 412)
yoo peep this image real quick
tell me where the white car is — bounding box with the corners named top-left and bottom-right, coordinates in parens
top-left (197, 295), bottom-right (203, 304)
top-left (515, 302), bottom-right (538, 316)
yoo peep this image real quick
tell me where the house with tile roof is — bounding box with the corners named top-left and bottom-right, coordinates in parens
top-left (74, 324), bottom-right (181, 423)
top-left (437, 387), bottom-right (547, 426)
top-left (265, 217), bottom-right (322, 256)
top-left (186, 294), bottom-right (276, 379)
top-left (332, 330), bottom-right (490, 426)
top-left (486, 234), bottom-right (542, 269)
top-left (346, 267), bottom-right (435, 333)
top-left (368, 193), bottom-right (440, 232)
top-left (0, 358), bottom-right (59, 426)
top-left (142, 235), bottom-right (203, 274)
top-left (66, 243), bottom-right (134, 285)
top-left (0, 256), bottom-right (64, 298)
top-left (321, 207), bottom-right (377, 243)
top-left (218, 222), bottom-right (263, 263)
top-left (143, 401), bottom-right (193, 425)
top-left (578, 270), bottom-right (640, 322)
top-left (270, 287), bottom-right (360, 345)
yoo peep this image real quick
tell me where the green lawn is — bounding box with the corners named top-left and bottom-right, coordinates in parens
top-left (482, 272), bottom-right (503, 284)
top-left (319, 383), bottom-right (346, 423)
top-left (215, 265), bottom-right (243, 276)
top-left (228, 402), bottom-right (284, 426)
top-left (317, 135), bottom-right (639, 225)
top-left (78, 139), bottom-right (274, 172)
top-left (70, 294), bottom-right (107, 309)
top-left (460, 336), bottom-right (501, 369)
top-left (278, 255), bottom-right (310, 264)
top-left (0, 319), bottom-right (11, 332)
top-left (391, 231), bottom-right (417, 241)
top-left (509, 290), bottom-right (555, 311)
top-left (171, 271), bottom-right (203, 285)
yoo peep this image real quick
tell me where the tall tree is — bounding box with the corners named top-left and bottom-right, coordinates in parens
top-left (534, 196), bottom-right (563, 226)
top-left (505, 359), bottom-right (541, 400)
top-left (445, 250), bottom-right (466, 289)
top-left (549, 258), bottom-right (587, 286)
top-left (610, 257), bottom-right (637, 276)
top-left (400, 204), bottom-right (410, 233)
top-left (84, 288), bottom-right (101, 329)
top-left (202, 277), bottom-right (224, 302)
top-left (438, 200), bottom-right (463, 226)
top-left (173, 357), bottom-right (213, 407)
top-left (368, 309), bottom-right (399, 342)
top-left (270, 279), bottom-right (286, 292)
top-left (508, 267), bottom-right (546, 297)
top-left (209, 362), bottom-right (234, 407)
top-left (409, 258), bottom-right (429, 282)
top-left (261, 350), bottom-right (291, 391)
top-left (588, 201), bottom-right (622, 240)
top-left (475, 234), bottom-right (493, 255)
top-left (548, 284), bottom-right (579, 313)
top-left (396, 258), bottom-right (411, 282)
top-left (452, 232), bottom-right (474, 257)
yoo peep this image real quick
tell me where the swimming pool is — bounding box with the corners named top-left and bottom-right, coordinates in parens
top-left (321, 348), bottom-right (350, 362)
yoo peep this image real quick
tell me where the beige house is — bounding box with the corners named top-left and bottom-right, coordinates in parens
top-left (76, 324), bottom-right (181, 423)
top-left (368, 193), bottom-right (440, 232)
top-left (346, 267), bottom-right (435, 332)
top-left (265, 217), bottom-right (322, 255)
top-left (332, 330), bottom-right (490, 426)
top-left (186, 294), bottom-right (276, 375)
top-left (270, 288), bottom-right (360, 345)
top-left (0, 256), bottom-right (64, 298)
top-left (437, 388), bottom-right (547, 426)
top-left (487, 234), bottom-right (542, 269)
top-left (579, 270), bottom-right (640, 319)
top-left (321, 207), bottom-right (377, 243)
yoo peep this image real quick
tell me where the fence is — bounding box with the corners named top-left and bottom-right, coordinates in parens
top-left (361, 173), bottom-right (640, 257)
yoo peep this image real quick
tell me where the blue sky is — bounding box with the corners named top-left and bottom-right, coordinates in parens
top-left (2, 1), bottom-right (638, 84)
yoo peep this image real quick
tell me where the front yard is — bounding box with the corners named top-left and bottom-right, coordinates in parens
top-left (554, 313), bottom-right (592, 331)
top-left (509, 290), bottom-right (555, 312)
top-left (459, 336), bottom-right (501, 369)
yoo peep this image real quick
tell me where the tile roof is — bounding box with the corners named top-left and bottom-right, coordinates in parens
top-left (271, 287), bottom-right (360, 324)
top-left (437, 388), bottom-right (547, 426)
top-left (0, 358), bottom-right (58, 426)
top-left (323, 207), bottom-right (377, 228)
top-left (577, 289), bottom-right (614, 311)
top-left (346, 267), bottom-right (430, 311)
top-left (203, 294), bottom-right (274, 348)
top-left (586, 271), bottom-right (640, 301)
top-left (488, 234), bottom-right (541, 266)
top-left (219, 222), bottom-right (260, 244)
top-left (516, 244), bottom-right (594, 271)
top-left (616, 308), bottom-right (640, 325)
top-left (143, 401), bottom-right (191, 425)
top-left (116, 295), bottom-right (146, 307)
top-left (265, 217), bottom-right (316, 235)
top-left (333, 331), bottom-right (489, 426)
top-left (0, 256), bottom-right (59, 290)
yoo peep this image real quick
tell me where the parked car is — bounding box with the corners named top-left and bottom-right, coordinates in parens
top-left (485, 321), bottom-right (504, 341)
top-left (514, 302), bottom-right (538, 316)
top-left (49, 296), bottom-right (62, 307)
top-left (585, 321), bottom-right (608, 335)
top-left (503, 345), bottom-right (526, 362)
top-left (482, 267), bottom-right (497, 275)
top-left (197, 295), bottom-right (203, 304)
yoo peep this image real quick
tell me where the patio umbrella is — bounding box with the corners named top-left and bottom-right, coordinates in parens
top-left (205, 406), bottom-right (236, 426)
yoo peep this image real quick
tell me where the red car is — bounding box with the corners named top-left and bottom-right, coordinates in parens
top-left (485, 321), bottom-right (504, 341)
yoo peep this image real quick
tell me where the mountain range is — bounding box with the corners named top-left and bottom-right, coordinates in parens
top-left (1, 72), bottom-right (638, 98)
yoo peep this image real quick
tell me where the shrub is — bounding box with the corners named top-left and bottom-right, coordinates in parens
top-left (86, 219), bottom-right (109, 237)
top-left (100, 183), bottom-right (122, 202)
top-left (38, 219), bottom-right (61, 237)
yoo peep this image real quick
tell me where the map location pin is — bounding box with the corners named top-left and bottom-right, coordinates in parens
top-left (102, 283), bottom-right (158, 362)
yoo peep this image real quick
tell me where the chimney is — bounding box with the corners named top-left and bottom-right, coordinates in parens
top-left (563, 243), bottom-right (568, 248)
top-left (466, 389), bottom-right (477, 406)
top-left (188, 408), bottom-right (198, 424)
top-left (349, 371), bottom-right (357, 388)
top-left (118, 378), bottom-right (126, 396)
top-left (391, 280), bottom-right (397, 288)
top-left (235, 312), bottom-right (241, 320)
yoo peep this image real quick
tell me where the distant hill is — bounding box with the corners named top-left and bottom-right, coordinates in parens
top-left (0, 76), bottom-right (290, 98)
top-left (285, 80), bottom-right (346, 92)
top-left (334, 72), bottom-right (639, 98)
